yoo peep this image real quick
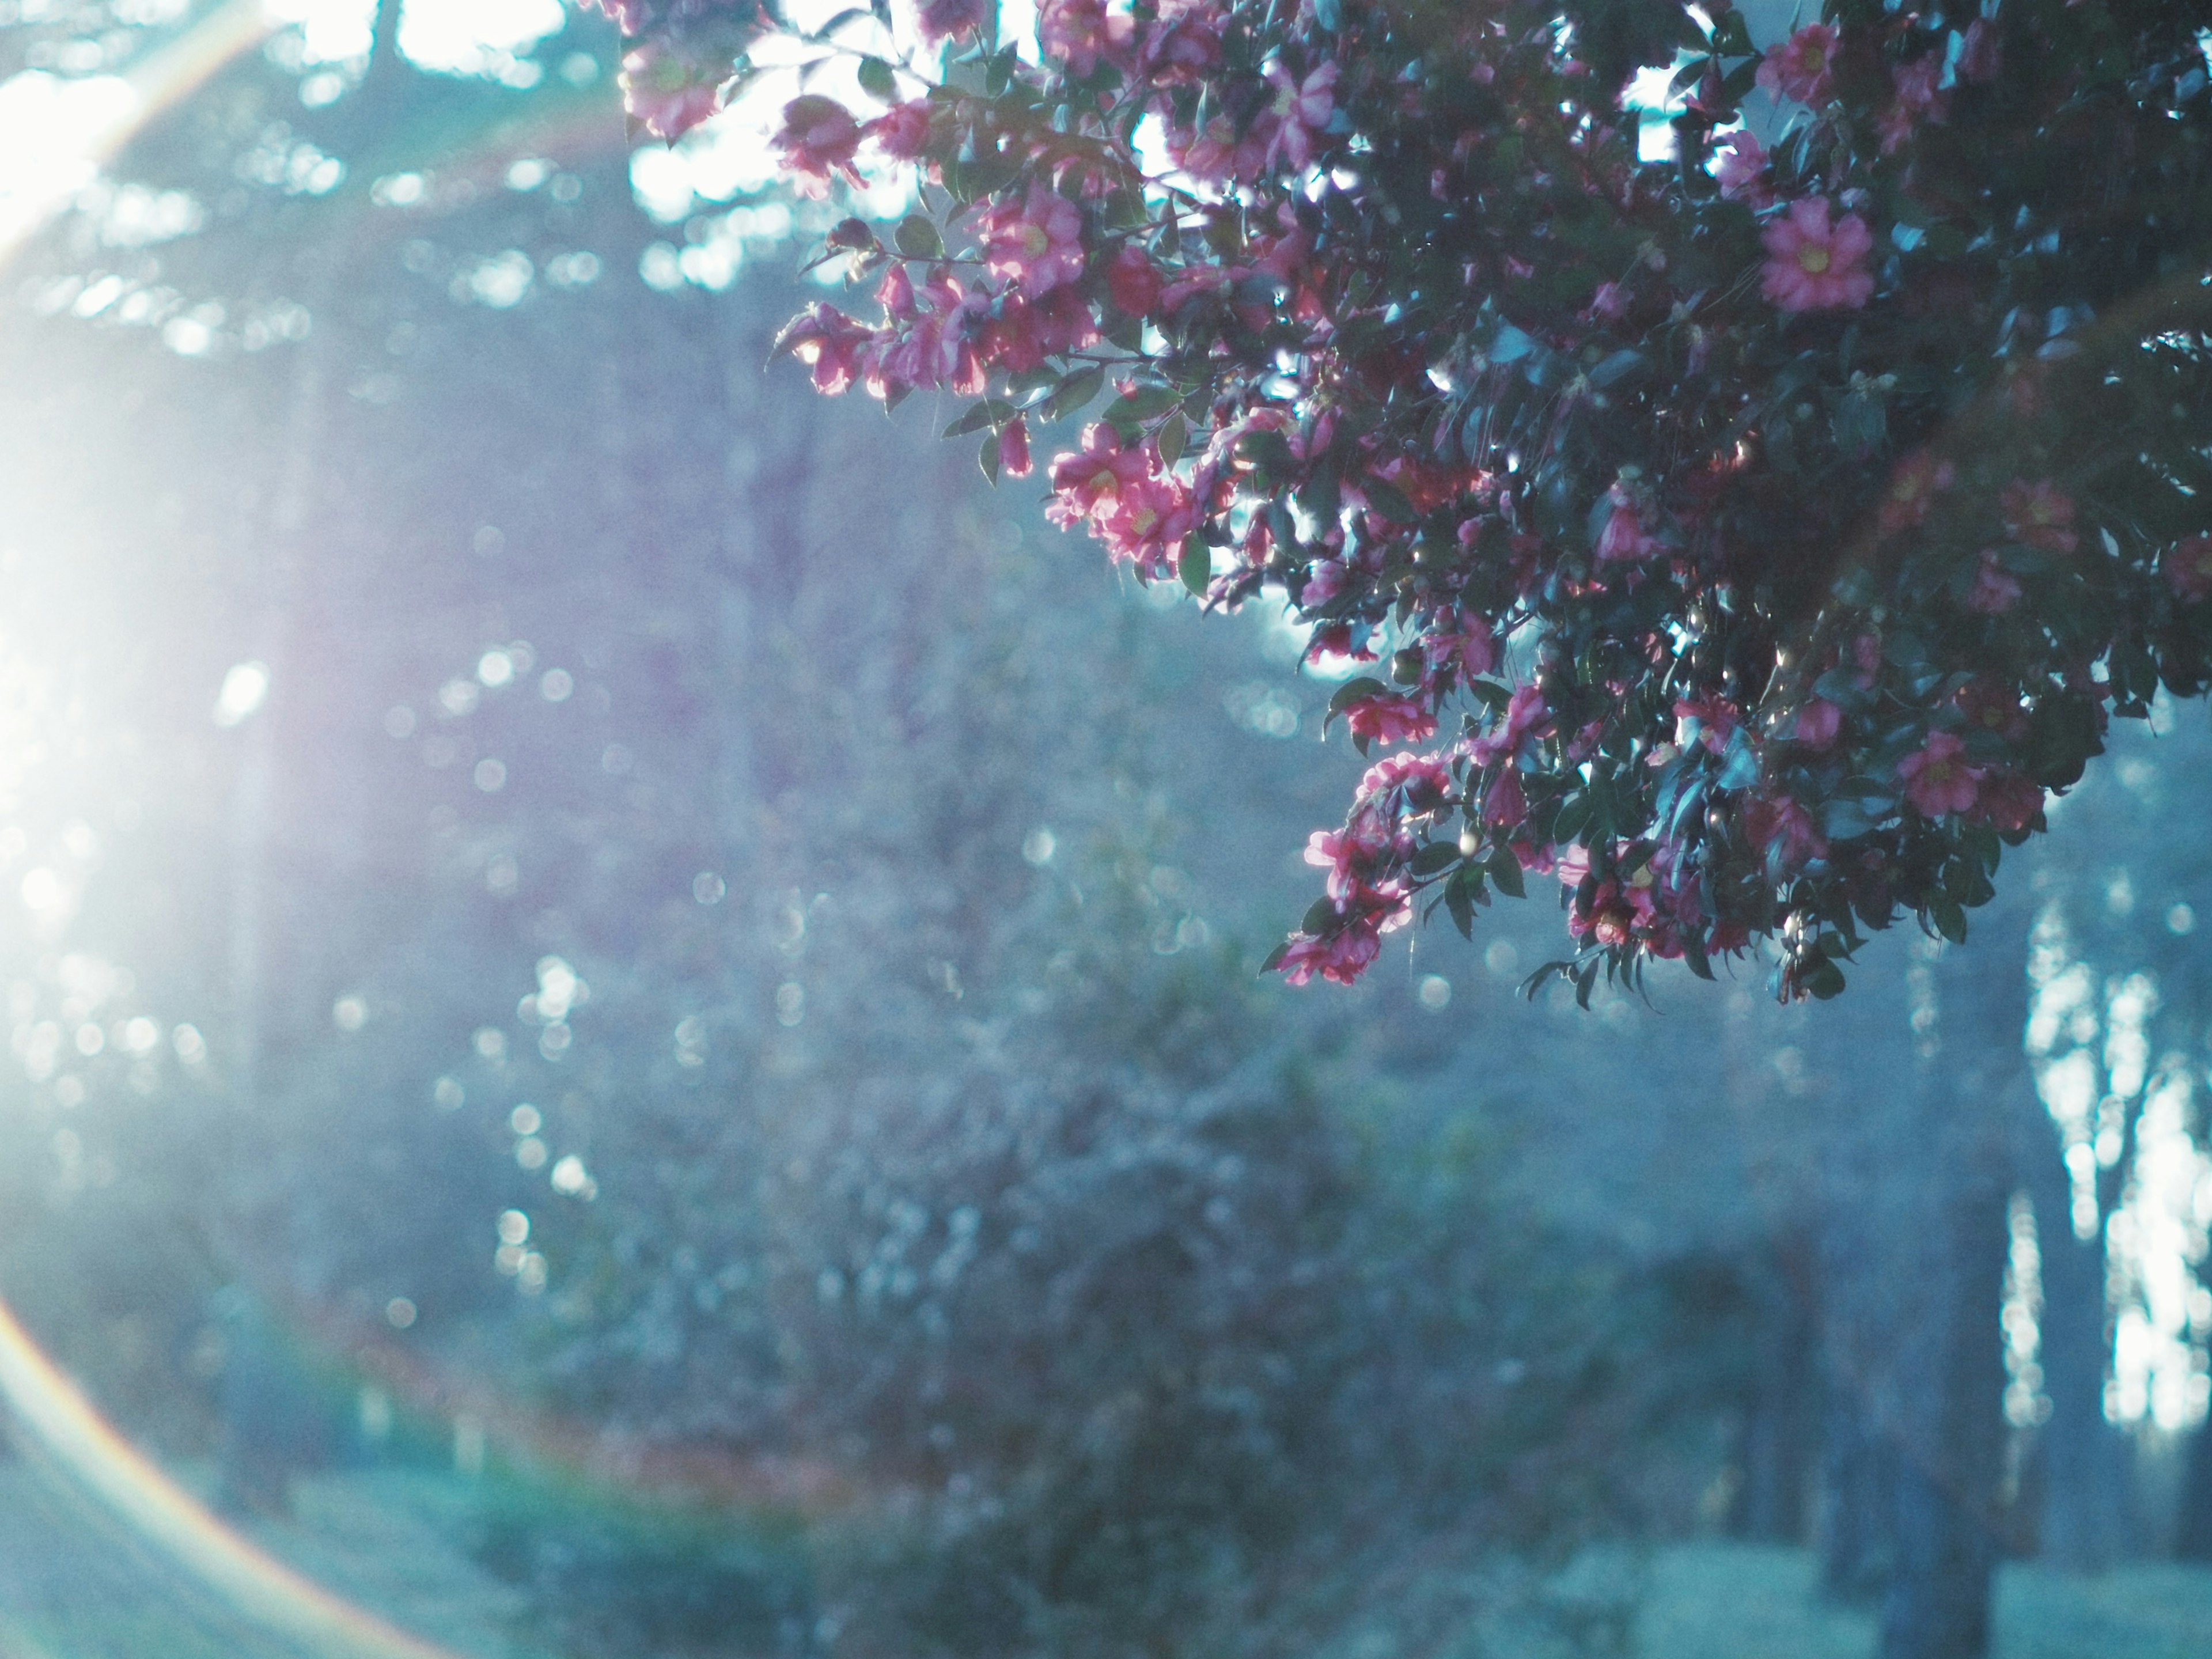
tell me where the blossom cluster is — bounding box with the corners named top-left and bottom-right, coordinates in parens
top-left (592, 0), bottom-right (2212, 1002)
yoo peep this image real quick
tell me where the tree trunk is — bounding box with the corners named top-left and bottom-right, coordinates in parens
top-left (1732, 1234), bottom-right (1820, 1543)
top-left (2022, 1115), bottom-right (2131, 1569)
top-left (1872, 910), bottom-right (2029, 1659)
top-left (2176, 1419), bottom-right (2212, 1561)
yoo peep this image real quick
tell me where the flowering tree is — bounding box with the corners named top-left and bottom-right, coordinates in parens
top-left (597, 0), bottom-right (2212, 1003)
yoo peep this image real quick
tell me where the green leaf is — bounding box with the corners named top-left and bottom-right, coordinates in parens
top-left (1485, 848), bottom-right (1525, 900)
top-left (942, 398), bottom-right (1013, 438)
top-left (1155, 411), bottom-right (1187, 466)
top-left (1551, 791), bottom-right (1593, 845)
top-left (1178, 537), bottom-right (1210, 596)
top-left (1043, 365), bottom-right (1105, 421)
top-left (1410, 841), bottom-right (1461, 877)
top-left (893, 214), bottom-right (942, 260)
top-left (1363, 477), bottom-right (1421, 524)
top-left (1710, 9), bottom-right (1753, 55)
top-left (856, 55), bottom-right (899, 100)
top-left (1301, 896), bottom-right (1340, 935)
top-left (1259, 940), bottom-right (1291, 974)
top-left (978, 430), bottom-right (1001, 484)
top-left (1112, 381), bottom-right (1183, 420)
top-left (1929, 896), bottom-right (1967, 945)
top-left (1445, 870), bottom-right (1476, 938)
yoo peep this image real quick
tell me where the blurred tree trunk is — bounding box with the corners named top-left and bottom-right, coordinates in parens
top-left (2176, 1419), bottom-right (2212, 1560)
top-left (1872, 908), bottom-right (2028, 1659)
top-left (1731, 1234), bottom-right (1820, 1543)
top-left (2021, 1100), bottom-right (2133, 1569)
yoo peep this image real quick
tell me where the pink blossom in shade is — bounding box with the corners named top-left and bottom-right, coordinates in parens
top-left (978, 185), bottom-right (1087, 294)
top-left (2165, 533), bottom-right (2212, 603)
top-left (1596, 499), bottom-right (1658, 564)
top-left (1897, 731), bottom-right (1982, 819)
top-left (1972, 769), bottom-right (2044, 834)
top-left (1760, 198), bottom-right (1876, 313)
top-left (1756, 22), bottom-right (1841, 106)
top-left (1105, 243), bottom-right (1164, 317)
top-left (998, 416), bottom-right (1032, 479)
top-left (620, 40), bottom-right (724, 141)
top-left (1139, 5), bottom-right (1224, 81)
top-left (1878, 452), bottom-right (1956, 534)
top-left (1672, 692), bottom-right (1740, 754)
top-left (1037, 0), bottom-right (1137, 78)
top-left (909, 0), bottom-right (992, 45)
top-left (862, 99), bottom-right (934, 161)
top-left (1956, 679), bottom-right (2029, 743)
top-left (783, 304), bottom-right (875, 396)
top-left (1585, 282), bottom-right (1630, 324)
top-left (1965, 551), bottom-right (2023, 615)
top-left (1166, 115), bottom-right (1269, 187)
top-left (1471, 683), bottom-right (1549, 767)
top-left (2001, 479), bottom-right (2079, 554)
top-left (1712, 130), bottom-right (1772, 206)
top-left (1302, 557), bottom-right (1349, 606)
top-left (1744, 796), bottom-right (1827, 870)
top-left (773, 96), bottom-right (865, 196)
top-left (1851, 633), bottom-right (1884, 690)
top-left (1794, 698), bottom-right (1844, 748)
top-left (1345, 694), bottom-right (1438, 748)
top-left (1958, 18), bottom-right (2002, 84)
top-left (1262, 59), bottom-right (1338, 172)
top-left (1424, 610), bottom-right (1498, 680)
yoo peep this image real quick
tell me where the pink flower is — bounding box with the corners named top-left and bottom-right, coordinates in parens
top-left (1956, 679), bottom-right (2029, 743)
top-left (1038, 0), bottom-right (1137, 77)
top-left (1897, 731), bottom-right (1982, 818)
top-left (1302, 557), bottom-right (1348, 606)
top-left (620, 40), bottom-right (724, 141)
top-left (1357, 751), bottom-right (1453, 806)
top-left (782, 304), bottom-right (875, 396)
top-left (2001, 479), bottom-right (2078, 554)
top-left (1596, 495), bottom-right (1659, 563)
top-left (1304, 825), bottom-right (1380, 902)
top-left (1965, 551), bottom-right (2022, 615)
top-left (1757, 22), bottom-right (1841, 106)
top-left (1745, 796), bottom-right (1827, 869)
top-left (1344, 693), bottom-right (1437, 747)
top-left (862, 99), bottom-right (934, 161)
top-left (2165, 533), bottom-right (2212, 603)
top-left (1105, 243), bottom-right (1164, 316)
top-left (1424, 610), bottom-right (1497, 680)
top-left (773, 96), bottom-right (865, 196)
top-left (1470, 683), bottom-right (1548, 766)
top-left (1878, 452), bottom-right (1955, 534)
top-left (1713, 130), bottom-right (1772, 206)
top-left (1278, 916), bottom-right (1383, 986)
top-left (1047, 423), bottom-right (1153, 522)
top-left (1262, 59), bottom-right (1338, 172)
top-left (979, 185), bottom-right (1087, 294)
top-left (1972, 769), bottom-right (2044, 834)
top-left (1672, 692), bottom-right (1740, 754)
top-left (1482, 763), bottom-right (1527, 828)
top-left (1094, 472), bottom-right (1196, 570)
top-left (909, 0), bottom-right (991, 45)
top-left (1794, 698), bottom-right (1843, 748)
top-left (1760, 197), bottom-right (1876, 312)
top-left (1958, 19), bottom-right (2002, 84)
top-left (998, 416), bottom-right (1032, 478)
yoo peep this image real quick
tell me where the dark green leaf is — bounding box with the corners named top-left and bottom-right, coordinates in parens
top-left (893, 214), bottom-right (942, 260)
top-left (856, 55), bottom-right (899, 100)
top-left (1043, 365), bottom-right (1105, 421)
